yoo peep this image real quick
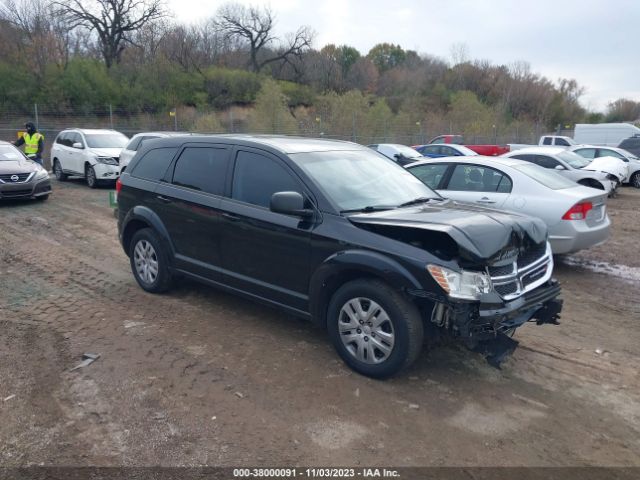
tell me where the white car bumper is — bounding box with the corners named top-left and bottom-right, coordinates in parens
top-left (93, 163), bottom-right (120, 180)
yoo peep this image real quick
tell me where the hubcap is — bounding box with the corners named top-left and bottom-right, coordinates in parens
top-left (338, 297), bottom-right (395, 364)
top-left (87, 168), bottom-right (95, 185)
top-left (133, 239), bottom-right (159, 285)
top-left (633, 173), bottom-right (640, 189)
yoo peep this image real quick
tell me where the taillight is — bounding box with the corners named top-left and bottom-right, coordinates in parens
top-left (562, 202), bottom-right (592, 220)
top-left (115, 178), bottom-right (122, 194)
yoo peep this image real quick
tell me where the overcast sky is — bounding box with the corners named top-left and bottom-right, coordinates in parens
top-left (167, 0), bottom-right (639, 112)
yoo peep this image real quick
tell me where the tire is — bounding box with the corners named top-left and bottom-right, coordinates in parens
top-left (35, 194), bottom-right (49, 201)
top-left (631, 171), bottom-right (640, 189)
top-left (86, 164), bottom-right (98, 188)
top-left (129, 228), bottom-right (173, 293)
top-left (327, 279), bottom-right (424, 379)
top-left (53, 159), bottom-right (67, 181)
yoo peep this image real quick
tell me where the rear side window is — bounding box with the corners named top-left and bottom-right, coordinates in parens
top-left (131, 147), bottom-right (177, 181)
top-left (125, 136), bottom-right (143, 151)
top-left (598, 149), bottom-right (626, 160)
top-left (574, 148), bottom-right (596, 159)
top-left (446, 164), bottom-right (512, 193)
top-left (542, 137), bottom-right (552, 145)
top-left (231, 151), bottom-right (301, 208)
top-left (532, 155), bottom-right (560, 169)
top-left (171, 147), bottom-right (229, 195)
top-left (408, 164), bottom-right (449, 189)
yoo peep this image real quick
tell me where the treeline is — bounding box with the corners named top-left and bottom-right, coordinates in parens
top-left (0, 0), bottom-right (637, 134)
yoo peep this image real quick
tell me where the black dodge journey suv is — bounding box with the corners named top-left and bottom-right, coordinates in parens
top-left (117, 135), bottom-right (562, 378)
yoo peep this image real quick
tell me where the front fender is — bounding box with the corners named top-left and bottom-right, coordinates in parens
top-left (308, 249), bottom-right (424, 326)
top-left (121, 206), bottom-right (175, 258)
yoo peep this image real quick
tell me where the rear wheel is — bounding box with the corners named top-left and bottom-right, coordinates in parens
top-left (631, 171), bottom-right (640, 189)
top-left (327, 279), bottom-right (424, 379)
top-left (53, 159), bottom-right (67, 181)
top-left (129, 228), bottom-right (173, 293)
top-left (85, 164), bottom-right (99, 188)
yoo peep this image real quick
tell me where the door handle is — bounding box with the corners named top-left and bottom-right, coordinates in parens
top-left (156, 195), bottom-right (172, 204)
top-left (477, 197), bottom-right (496, 204)
top-left (222, 212), bottom-right (240, 221)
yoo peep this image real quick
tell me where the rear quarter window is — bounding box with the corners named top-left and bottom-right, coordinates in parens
top-left (512, 163), bottom-right (577, 190)
top-left (130, 147), bottom-right (178, 181)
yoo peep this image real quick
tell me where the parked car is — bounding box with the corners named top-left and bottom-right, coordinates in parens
top-left (574, 123), bottom-right (640, 147)
top-left (51, 129), bottom-right (129, 188)
top-left (368, 143), bottom-right (424, 165)
top-left (117, 135), bottom-right (563, 378)
top-left (405, 156), bottom-right (610, 254)
top-left (0, 141), bottom-right (51, 201)
top-left (120, 132), bottom-right (196, 173)
top-left (569, 145), bottom-right (640, 188)
top-left (502, 147), bottom-right (617, 193)
top-left (413, 143), bottom-right (478, 158)
top-left (426, 135), bottom-right (509, 156)
top-left (618, 135), bottom-right (640, 158)
top-left (538, 135), bottom-right (576, 147)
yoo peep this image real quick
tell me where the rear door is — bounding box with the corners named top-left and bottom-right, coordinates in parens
top-left (440, 163), bottom-right (512, 207)
top-left (153, 144), bottom-right (232, 280)
top-left (217, 147), bottom-right (314, 311)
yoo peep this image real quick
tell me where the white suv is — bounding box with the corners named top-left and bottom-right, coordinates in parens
top-left (119, 132), bottom-right (194, 173)
top-left (51, 129), bottom-right (128, 188)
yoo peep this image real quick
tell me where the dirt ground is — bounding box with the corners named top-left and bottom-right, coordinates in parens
top-left (1, 179), bottom-right (639, 468)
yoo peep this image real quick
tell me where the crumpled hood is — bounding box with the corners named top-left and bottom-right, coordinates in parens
top-left (348, 199), bottom-right (548, 263)
top-left (90, 147), bottom-right (123, 158)
top-left (584, 156), bottom-right (629, 181)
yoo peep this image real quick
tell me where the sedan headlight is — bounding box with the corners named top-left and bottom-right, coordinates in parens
top-left (427, 264), bottom-right (492, 300)
top-left (96, 156), bottom-right (118, 166)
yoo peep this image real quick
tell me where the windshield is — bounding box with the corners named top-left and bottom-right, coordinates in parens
top-left (382, 144), bottom-right (422, 158)
top-left (0, 144), bottom-right (25, 161)
top-left (557, 151), bottom-right (591, 168)
top-left (85, 133), bottom-right (128, 149)
top-left (291, 149), bottom-right (440, 212)
top-left (512, 163), bottom-right (577, 190)
top-left (455, 145), bottom-right (479, 156)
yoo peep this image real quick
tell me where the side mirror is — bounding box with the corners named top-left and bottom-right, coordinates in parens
top-left (555, 165), bottom-right (565, 170)
top-left (72, 142), bottom-right (84, 149)
top-left (270, 191), bottom-right (313, 218)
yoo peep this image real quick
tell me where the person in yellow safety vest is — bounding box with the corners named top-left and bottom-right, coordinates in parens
top-left (14, 121), bottom-right (44, 166)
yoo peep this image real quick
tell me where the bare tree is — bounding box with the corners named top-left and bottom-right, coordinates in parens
top-left (54, 0), bottom-right (165, 68)
top-left (215, 3), bottom-right (313, 72)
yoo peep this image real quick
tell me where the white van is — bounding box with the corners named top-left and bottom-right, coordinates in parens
top-left (574, 123), bottom-right (640, 147)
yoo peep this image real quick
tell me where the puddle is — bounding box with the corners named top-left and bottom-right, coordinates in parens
top-left (560, 256), bottom-right (640, 283)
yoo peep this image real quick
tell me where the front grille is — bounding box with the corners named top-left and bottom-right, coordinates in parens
top-left (517, 243), bottom-right (547, 268)
top-left (1, 189), bottom-right (32, 197)
top-left (489, 243), bottom-right (552, 300)
top-left (0, 173), bottom-right (31, 183)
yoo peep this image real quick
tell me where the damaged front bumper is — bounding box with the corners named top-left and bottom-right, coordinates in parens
top-left (413, 279), bottom-right (563, 367)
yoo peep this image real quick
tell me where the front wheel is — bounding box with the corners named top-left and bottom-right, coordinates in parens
top-left (631, 171), bottom-right (640, 189)
top-left (86, 164), bottom-right (98, 188)
top-left (129, 228), bottom-right (173, 293)
top-left (53, 159), bottom-right (67, 181)
top-left (327, 279), bottom-right (424, 379)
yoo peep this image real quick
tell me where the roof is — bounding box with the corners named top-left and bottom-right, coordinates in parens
top-left (405, 155), bottom-right (530, 169)
top-left (62, 128), bottom-right (125, 135)
top-left (141, 134), bottom-right (366, 154)
top-left (505, 146), bottom-right (566, 155)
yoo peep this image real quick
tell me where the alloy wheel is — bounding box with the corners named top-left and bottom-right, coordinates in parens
top-left (338, 297), bottom-right (395, 364)
top-left (133, 239), bottom-right (159, 285)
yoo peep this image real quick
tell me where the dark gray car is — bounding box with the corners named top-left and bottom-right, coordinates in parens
top-left (0, 141), bottom-right (52, 200)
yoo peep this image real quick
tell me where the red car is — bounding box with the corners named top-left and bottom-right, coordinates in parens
top-left (420, 135), bottom-right (509, 156)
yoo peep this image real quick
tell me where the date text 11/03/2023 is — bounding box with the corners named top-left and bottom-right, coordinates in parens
top-left (233, 468), bottom-right (401, 478)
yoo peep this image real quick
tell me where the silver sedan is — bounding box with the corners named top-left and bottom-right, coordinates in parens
top-left (405, 156), bottom-right (610, 254)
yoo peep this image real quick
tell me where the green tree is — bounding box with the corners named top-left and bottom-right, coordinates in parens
top-left (448, 90), bottom-right (495, 135)
top-left (248, 78), bottom-right (297, 133)
top-left (367, 43), bottom-right (406, 73)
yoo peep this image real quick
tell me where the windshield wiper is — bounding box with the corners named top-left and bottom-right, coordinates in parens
top-left (397, 197), bottom-right (441, 208)
top-left (340, 205), bottom-right (394, 214)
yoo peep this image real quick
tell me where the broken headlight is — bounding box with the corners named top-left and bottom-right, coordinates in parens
top-left (427, 265), bottom-right (492, 300)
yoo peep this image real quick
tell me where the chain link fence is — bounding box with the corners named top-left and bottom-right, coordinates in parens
top-left (0, 104), bottom-right (561, 162)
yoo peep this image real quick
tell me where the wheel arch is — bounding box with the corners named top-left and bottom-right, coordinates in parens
top-left (121, 206), bottom-right (175, 261)
top-left (308, 250), bottom-right (424, 328)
